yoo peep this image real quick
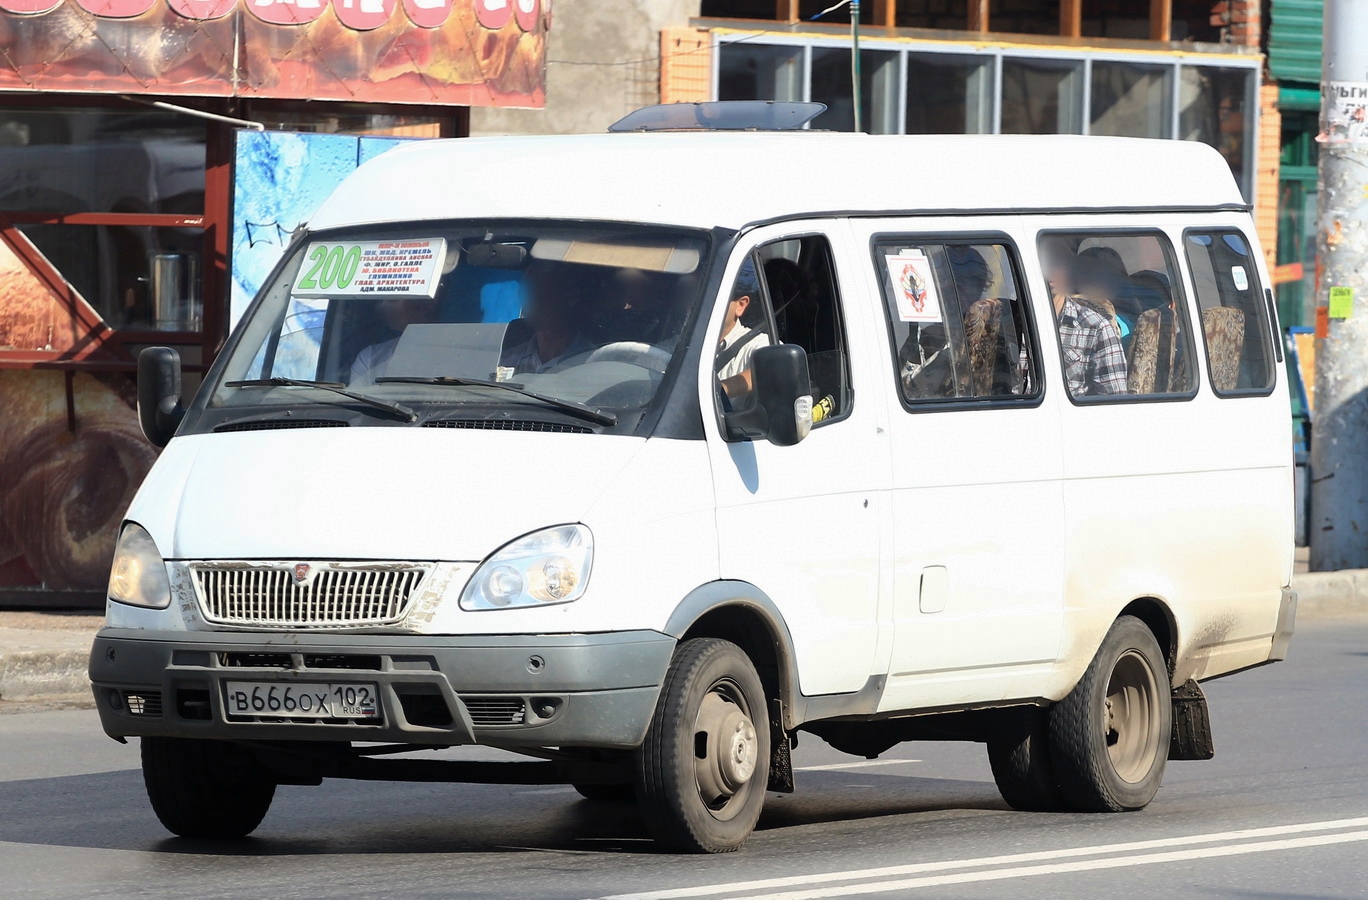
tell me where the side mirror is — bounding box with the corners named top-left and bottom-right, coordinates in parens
top-left (724, 343), bottom-right (813, 446)
top-left (137, 347), bottom-right (186, 448)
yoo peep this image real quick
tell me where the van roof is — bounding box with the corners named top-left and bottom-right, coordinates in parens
top-left (308, 132), bottom-right (1247, 233)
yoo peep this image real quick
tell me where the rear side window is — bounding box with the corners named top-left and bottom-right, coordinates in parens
top-left (1184, 230), bottom-right (1275, 394)
top-left (873, 239), bottom-right (1040, 405)
top-left (1038, 232), bottom-right (1196, 401)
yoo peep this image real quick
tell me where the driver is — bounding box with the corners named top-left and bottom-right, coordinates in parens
top-left (501, 262), bottom-right (596, 376)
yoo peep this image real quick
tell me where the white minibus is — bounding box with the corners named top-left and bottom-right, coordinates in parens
top-left (90, 103), bottom-right (1295, 853)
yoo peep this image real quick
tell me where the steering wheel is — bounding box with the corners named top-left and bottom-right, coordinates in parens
top-left (587, 342), bottom-right (672, 374)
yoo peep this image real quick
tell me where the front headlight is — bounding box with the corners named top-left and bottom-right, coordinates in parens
top-left (107, 522), bottom-right (172, 610)
top-left (460, 524), bottom-right (593, 611)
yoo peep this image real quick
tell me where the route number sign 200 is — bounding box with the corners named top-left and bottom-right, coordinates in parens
top-left (296, 245), bottom-right (363, 292)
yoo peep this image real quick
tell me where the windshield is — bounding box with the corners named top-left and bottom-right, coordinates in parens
top-left (203, 222), bottom-right (709, 433)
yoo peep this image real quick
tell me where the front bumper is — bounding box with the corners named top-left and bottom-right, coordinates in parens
top-left (89, 628), bottom-right (675, 749)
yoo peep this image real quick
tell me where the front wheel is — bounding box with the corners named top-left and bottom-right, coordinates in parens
top-left (634, 638), bottom-right (771, 853)
top-left (1048, 616), bottom-right (1171, 812)
top-left (142, 737), bottom-right (276, 838)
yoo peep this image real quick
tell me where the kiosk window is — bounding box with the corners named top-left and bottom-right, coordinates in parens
top-left (1184, 230), bottom-right (1275, 394)
top-left (1039, 232), bottom-right (1196, 400)
top-left (875, 241), bottom-right (1039, 404)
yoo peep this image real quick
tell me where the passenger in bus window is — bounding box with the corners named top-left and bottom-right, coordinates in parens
top-left (1043, 246), bottom-right (1128, 397)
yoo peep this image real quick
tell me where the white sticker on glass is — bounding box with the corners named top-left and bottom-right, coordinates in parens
top-left (885, 251), bottom-right (942, 323)
top-left (1231, 265), bottom-right (1249, 292)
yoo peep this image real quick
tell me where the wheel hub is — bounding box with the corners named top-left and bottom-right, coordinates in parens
top-left (1105, 649), bottom-right (1161, 783)
top-left (694, 691), bottom-right (758, 806)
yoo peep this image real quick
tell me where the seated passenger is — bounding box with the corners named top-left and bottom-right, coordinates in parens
top-left (1074, 247), bottom-right (1135, 340)
top-left (715, 260), bottom-right (770, 401)
top-left (898, 323), bottom-right (956, 399)
top-left (1044, 247), bottom-right (1128, 396)
top-left (500, 263), bottom-right (596, 376)
top-left (349, 295), bottom-right (440, 388)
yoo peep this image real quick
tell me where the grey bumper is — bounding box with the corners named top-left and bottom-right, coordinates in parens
top-left (89, 628), bottom-right (675, 749)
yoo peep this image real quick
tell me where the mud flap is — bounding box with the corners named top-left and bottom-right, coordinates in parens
top-left (1169, 678), bottom-right (1215, 761)
top-left (767, 699), bottom-right (794, 793)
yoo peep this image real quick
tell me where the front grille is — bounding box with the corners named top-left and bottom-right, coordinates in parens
top-left (423, 419), bottom-right (592, 434)
top-left (216, 419), bottom-right (349, 433)
top-left (461, 696), bottom-right (527, 726)
top-left (192, 564), bottom-right (426, 628)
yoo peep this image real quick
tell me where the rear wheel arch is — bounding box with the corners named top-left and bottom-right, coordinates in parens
top-left (1119, 597), bottom-right (1178, 680)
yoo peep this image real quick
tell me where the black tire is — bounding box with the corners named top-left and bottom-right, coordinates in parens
top-left (987, 712), bottom-right (1065, 812)
top-left (1047, 615), bottom-right (1172, 812)
top-left (572, 781), bottom-right (636, 802)
top-left (634, 638), bottom-right (771, 853)
top-left (141, 737), bottom-right (276, 838)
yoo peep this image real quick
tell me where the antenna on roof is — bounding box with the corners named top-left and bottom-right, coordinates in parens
top-left (608, 101), bottom-right (828, 133)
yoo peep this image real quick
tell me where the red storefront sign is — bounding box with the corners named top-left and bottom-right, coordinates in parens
top-left (0, 0), bottom-right (546, 106)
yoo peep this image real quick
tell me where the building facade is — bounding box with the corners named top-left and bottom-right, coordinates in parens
top-left (0, 0), bottom-right (546, 604)
top-left (474, 0), bottom-right (1322, 332)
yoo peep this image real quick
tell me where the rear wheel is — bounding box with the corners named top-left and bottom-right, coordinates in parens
top-left (141, 737), bottom-right (276, 838)
top-left (634, 638), bottom-right (770, 853)
top-left (987, 712), bottom-right (1065, 811)
top-left (1048, 616), bottom-right (1171, 812)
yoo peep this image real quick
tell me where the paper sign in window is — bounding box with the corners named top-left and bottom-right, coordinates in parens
top-left (293, 238), bottom-right (447, 298)
top-left (885, 252), bottom-right (942, 323)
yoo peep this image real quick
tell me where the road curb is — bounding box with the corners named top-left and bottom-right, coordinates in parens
top-left (0, 649), bottom-right (90, 702)
top-left (1292, 568), bottom-right (1368, 619)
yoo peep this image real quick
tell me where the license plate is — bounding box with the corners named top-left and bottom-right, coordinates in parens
top-left (223, 681), bottom-right (380, 720)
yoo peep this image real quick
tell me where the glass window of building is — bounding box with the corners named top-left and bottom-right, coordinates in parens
top-left (1090, 61), bottom-right (1173, 138)
top-left (905, 53), bottom-right (992, 134)
top-left (810, 48), bottom-right (901, 133)
top-left (1000, 57), bottom-right (1084, 134)
top-left (0, 107), bottom-right (206, 215)
top-left (1179, 66), bottom-right (1253, 194)
top-left (718, 43), bottom-right (805, 104)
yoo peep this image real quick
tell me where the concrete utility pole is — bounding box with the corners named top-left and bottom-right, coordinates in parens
top-left (1310, 0), bottom-right (1368, 570)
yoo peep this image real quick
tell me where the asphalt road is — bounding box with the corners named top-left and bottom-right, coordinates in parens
top-left (3, 619), bottom-right (1365, 900)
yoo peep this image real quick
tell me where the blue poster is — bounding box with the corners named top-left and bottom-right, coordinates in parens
top-left (230, 131), bottom-right (416, 332)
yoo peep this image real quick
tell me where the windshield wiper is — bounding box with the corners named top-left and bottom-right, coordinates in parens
top-left (223, 377), bottom-right (418, 423)
top-left (376, 376), bottom-right (618, 427)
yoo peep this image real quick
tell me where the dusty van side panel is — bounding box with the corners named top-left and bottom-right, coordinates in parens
top-left (1041, 214), bottom-right (1293, 690)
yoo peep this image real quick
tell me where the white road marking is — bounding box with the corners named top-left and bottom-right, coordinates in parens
top-left (598, 816), bottom-right (1368, 900)
top-left (739, 830), bottom-right (1368, 899)
top-left (795, 759), bottom-right (922, 772)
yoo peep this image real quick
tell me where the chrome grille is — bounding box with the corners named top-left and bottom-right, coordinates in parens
top-left (192, 564), bottom-right (426, 628)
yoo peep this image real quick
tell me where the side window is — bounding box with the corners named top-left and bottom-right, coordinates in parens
top-left (875, 239), bottom-right (1039, 404)
top-left (713, 254), bottom-right (774, 410)
top-left (713, 235), bottom-right (854, 426)
top-left (757, 236), bottom-right (853, 424)
top-left (1039, 232), bottom-right (1196, 401)
top-left (1184, 230), bottom-right (1275, 394)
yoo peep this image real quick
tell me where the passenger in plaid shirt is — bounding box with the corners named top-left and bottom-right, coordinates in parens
top-left (1055, 297), bottom-right (1129, 396)
top-left (1042, 238), bottom-right (1129, 396)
